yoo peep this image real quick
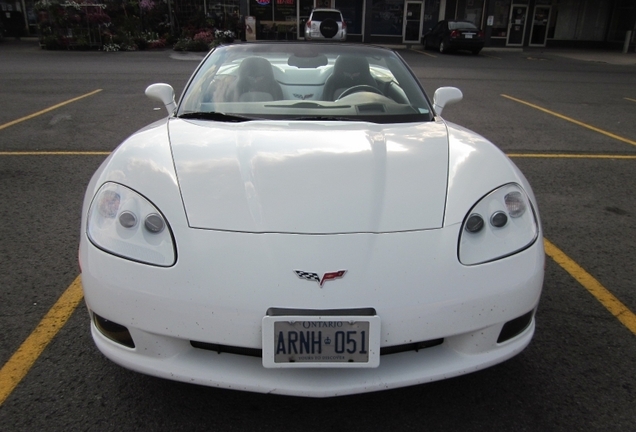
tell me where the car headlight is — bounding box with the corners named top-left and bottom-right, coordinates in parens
top-left (458, 183), bottom-right (538, 265)
top-left (87, 182), bottom-right (176, 266)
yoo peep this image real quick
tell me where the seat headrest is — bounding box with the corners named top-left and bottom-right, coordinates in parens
top-left (333, 56), bottom-right (371, 77)
top-left (239, 57), bottom-right (275, 79)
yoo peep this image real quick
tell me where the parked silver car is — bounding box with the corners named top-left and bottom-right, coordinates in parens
top-left (304, 8), bottom-right (347, 41)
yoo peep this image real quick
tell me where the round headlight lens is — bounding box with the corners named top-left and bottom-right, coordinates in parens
top-left (119, 211), bottom-right (138, 228)
top-left (144, 213), bottom-right (165, 233)
top-left (490, 211), bottom-right (508, 228)
top-left (465, 214), bottom-right (485, 233)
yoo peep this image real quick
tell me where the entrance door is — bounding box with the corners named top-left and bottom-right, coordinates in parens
top-left (403, 2), bottom-right (423, 43)
top-left (529, 5), bottom-right (551, 47)
top-left (507, 5), bottom-right (528, 46)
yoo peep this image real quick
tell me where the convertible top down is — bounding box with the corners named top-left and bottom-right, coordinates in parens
top-left (80, 43), bottom-right (544, 397)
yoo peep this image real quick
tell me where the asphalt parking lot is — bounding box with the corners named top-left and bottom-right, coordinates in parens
top-left (0, 40), bottom-right (634, 431)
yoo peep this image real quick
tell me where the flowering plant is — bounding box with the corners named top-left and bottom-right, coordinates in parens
top-left (193, 30), bottom-right (214, 44)
top-left (214, 29), bottom-right (234, 40)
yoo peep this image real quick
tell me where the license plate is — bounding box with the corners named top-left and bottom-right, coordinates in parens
top-left (262, 312), bottom-right (381, 368)
top-left (465, 34), bottom-right (473, 39)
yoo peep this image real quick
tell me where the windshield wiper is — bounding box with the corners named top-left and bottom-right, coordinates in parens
top-left (290, 116), bottom-right (360, 122)
top-left (178, 112), bottom-right (255, 122)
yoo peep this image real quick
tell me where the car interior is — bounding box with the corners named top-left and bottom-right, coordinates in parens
top-left (185, 47), bottom-right (431, 121)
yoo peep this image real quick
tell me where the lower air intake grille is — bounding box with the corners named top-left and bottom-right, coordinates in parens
top-left (190, 339), bottom-right (444, 357)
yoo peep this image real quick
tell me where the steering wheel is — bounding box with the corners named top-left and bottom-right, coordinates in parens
top-left (336, 85), bottom-right (384, 100)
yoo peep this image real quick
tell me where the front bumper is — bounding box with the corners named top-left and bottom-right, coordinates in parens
top-left (81, 224), bottom-right (544, 397)
top-left (91, 314), bottom-right (535, 397)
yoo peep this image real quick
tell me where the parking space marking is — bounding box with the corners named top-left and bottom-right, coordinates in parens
top-left (507, 153), bottom-right (636, 159)
top-left (0, 90), bottom-right (102, 131)
top-left (411, 49), bottom-right (437, 58)
top-left (501, 94), bottom-right (636, 147)
top-left (0, 276), bottom-right (83, 406)
top-left (544, 239), bottom-right (636, 336)
top-left (0, 151), bottom-right (111, 156)
top-left (625, 97), bottom-right (636, 103)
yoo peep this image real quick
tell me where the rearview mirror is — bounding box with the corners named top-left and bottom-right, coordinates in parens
top-left (146, 83), bottom-right (176, 115)
top-left (433, 87), bottom-right (463, 116)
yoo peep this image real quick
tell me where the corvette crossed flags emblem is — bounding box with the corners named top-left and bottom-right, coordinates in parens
top-left (294, 270), bottom-right (347, 287)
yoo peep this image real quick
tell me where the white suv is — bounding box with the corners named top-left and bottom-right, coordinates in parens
top-left (304, 8), bottom-right (347, 41)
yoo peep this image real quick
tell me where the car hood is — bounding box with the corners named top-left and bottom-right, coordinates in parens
top-left (169, 119), bottom-right (449, 234)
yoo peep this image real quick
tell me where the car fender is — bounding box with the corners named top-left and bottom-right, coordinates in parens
top-left (81, 119), bottom-right (187, 239)
top-left (443, 122), bottom-right (541, 228)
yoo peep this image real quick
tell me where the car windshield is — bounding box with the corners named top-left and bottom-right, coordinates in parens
top-left (449, 21), bottom-right (478, 30)
top-left (177, 43), bottom-right (433, 124)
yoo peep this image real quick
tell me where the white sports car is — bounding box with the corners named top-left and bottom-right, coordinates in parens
top-left (79, 43), bottom-right (544, 397)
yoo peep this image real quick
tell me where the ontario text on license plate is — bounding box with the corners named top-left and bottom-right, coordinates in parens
top-left (262, 313), bottom-right (380, 368)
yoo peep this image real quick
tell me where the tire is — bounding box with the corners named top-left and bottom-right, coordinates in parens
top-left (472, 48), bottom-right (482, 55)
top-left (439, 40), bottom-right (448, 54)
top-left (319, 19), bottom-right (339, 39)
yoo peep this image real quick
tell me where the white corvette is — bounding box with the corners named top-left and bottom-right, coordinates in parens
top-left (79, 43), bottom-right (544, 397)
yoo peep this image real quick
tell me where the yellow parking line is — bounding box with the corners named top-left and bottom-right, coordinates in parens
top-left (0, 151), bottom-right (111, 156)
top-left (0, 276), bottom-right (84, 406)
top-left (544, 239), bottom-right (636, 336)
top-left (411, 48), bottom-right (437, 58)
top-left (625, 97), bottom-right (636, 103)
top-left (0, 89), bottom-right (103, 131)
top-left (502, 94), bottom-right (636, 147)
top-left (507, 153), bottom-right (636, 159)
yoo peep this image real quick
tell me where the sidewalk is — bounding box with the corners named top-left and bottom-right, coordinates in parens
top-left (483, 46), bottom-right (636, 65)
top-left (539, 49), bottom-right (636, 66)
top-left (3, 36), bottom-right (636, 65)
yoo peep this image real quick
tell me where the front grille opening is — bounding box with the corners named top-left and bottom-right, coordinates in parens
top-left (93, 313), bottom-right (135, 348)
top-left (190, 339), bottom-right (444, 357)
top-left (190, 341), bottom-right (262, 357)
top-left (380, 339), bottom-right (444, 355)
top-left (497, 310), bottom-right (534, 343)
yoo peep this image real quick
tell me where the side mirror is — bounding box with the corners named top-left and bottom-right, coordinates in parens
top-left (146, 83), bottom-right (176, 116)
top-left (432, 87), bottom-right (463, 116)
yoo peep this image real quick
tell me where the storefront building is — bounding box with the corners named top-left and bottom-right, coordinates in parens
top-left (2, 0), bottom-right (634, 49)
top-left (237, 0), bottom-right (635, 49)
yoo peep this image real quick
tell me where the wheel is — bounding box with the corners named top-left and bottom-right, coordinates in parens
top-left (472, 48), bottom-right (482, 55)
top-left (423, 36), bottom-right (430, 50)
top-left (319, 19), bottom-right (339, 39)
top-left (439, 40), bottom-right (448, 54)
top-left (336, 85), bottom-right (384, 100)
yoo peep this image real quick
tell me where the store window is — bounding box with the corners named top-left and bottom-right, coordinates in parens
top-left (251, 0), bottom-right (273, 21)
top-left (491, 0), bottom-right (511, 37)
top-left (207, 1), bottom-right (241, 30)
top-left (371, 0), bottom-right (404, 36)
top-left (274, 0), bottom-right (296, 21)
top-left (335, 0), bottom-right (363, 34)
top-left (423, 0), bottom-right (441, 34)
top-left (250, 0), bottom-right (297, 39)
top-left (455, 0), bottom-right (485, 27)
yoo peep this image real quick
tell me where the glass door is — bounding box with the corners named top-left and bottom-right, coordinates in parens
top-left (529, 5), bottom-right (551, 46)
top-left (403, 1), bottom-right (423, 43)
top-left (507, 5), bottom-right (528, 46)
